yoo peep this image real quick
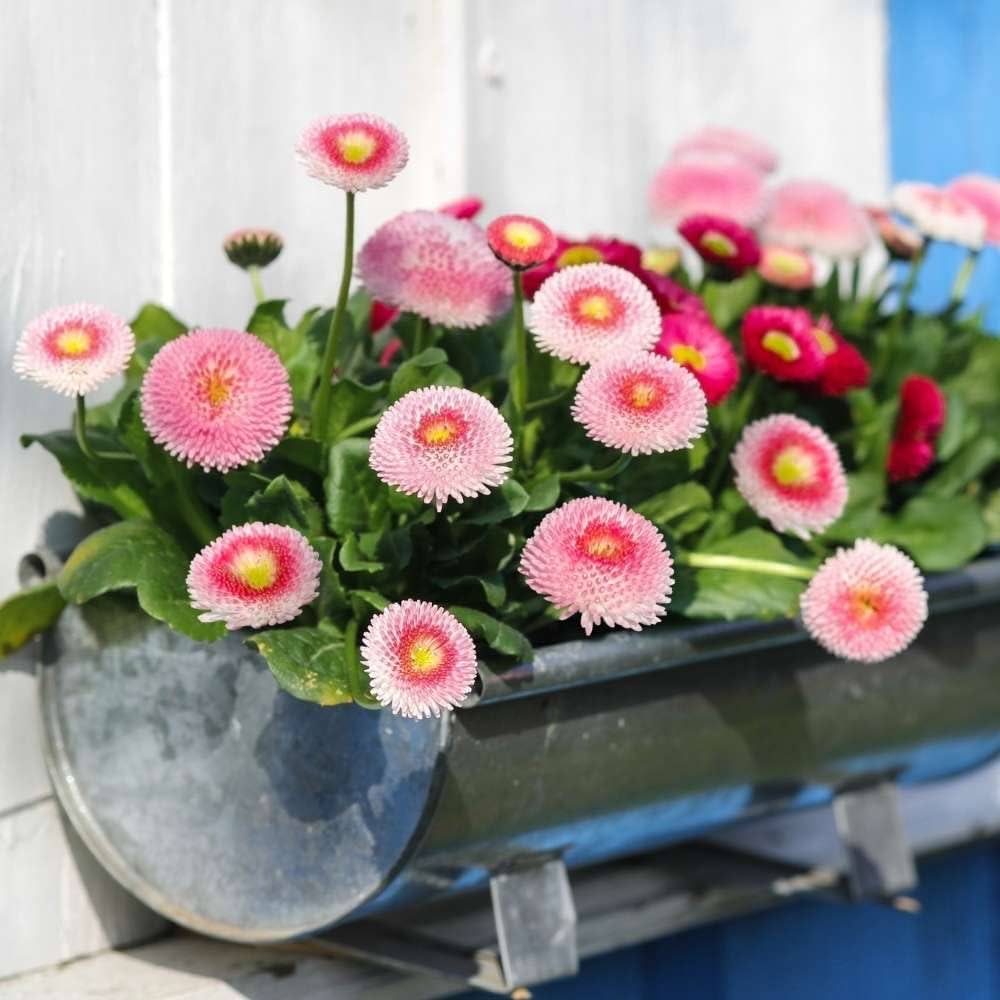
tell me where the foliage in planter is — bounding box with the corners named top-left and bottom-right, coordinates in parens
top-left (3, 119), bottom-right (999, 718)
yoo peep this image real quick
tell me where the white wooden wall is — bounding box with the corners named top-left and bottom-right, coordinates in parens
top-left (0, 0), bottom-right (889, 978)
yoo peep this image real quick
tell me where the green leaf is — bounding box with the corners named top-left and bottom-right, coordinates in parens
top-left (243, 475), bottom-right (324, 535)
top-left (923, 437), bottom-right (1000, 499)
top-left (116, 392), bottom-right (171, 485)
top-left (450, 605), bottom-right (532, 661)
top-left (58, 521), bottom-right (225, 642)
top-left (325, 438), bottom-right (390, 535)
top-left (872, 495), bottom-right (988, 571)
top-left (461, 479), bottom-right (529, 525)
top-left (313, 537), bottom-right (349, 617)
top-left (389, 348), bottom-right (463, 401)
top-left (822, 470), bottom-right (885, 543)
top-left (524, 474), bottom-right (561, 512)
top-left (339, 532), bottom-right (384, 573)
top-left (702, 272), bottom-right (761, 329)
top-left (130, 303), bottom-right (187, 342)
top-left (246, 298), bottom-right (290, 352)
top-left (433, 572), bottom-right (506, 609)
top-left (936, 391), bottom-right (967, 462)
top-left (320, 378), bottom-right (383, 442)
top-left (674, 529), bottom-right (814, 621)
top-left (0, 581), bottom-right (65, 657)
top-left (247, 623), bottom-right (353, 706)
top-left (349, 589), bottom-right (390, 613)
top-left (635, 483), bottom-right (712, 527)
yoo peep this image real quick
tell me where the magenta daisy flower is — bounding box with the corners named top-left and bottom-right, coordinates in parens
top-left (486, 214), bottom-right (558, 269)
top-left (528, 262), bottom-right (660, 365)
top-left (678, 214), bottom-right (761, 273)
top-left (187, 523), bottom-right (322, 630)
top-left (757, 245), bottom-right (816, 289)
top-left (357, 211), bottom-right (511, 328)
top-left (369, 386), bottom-right (512, 511)
top-left (438, 195), bottom-right (484, 220)
top-left (947, 175), bottom-right (1000, 245)
top-left (649, 156), bottom-right (766, 226)
top-left (891, 182), bottom-right (985, 249)
top-left (141, 328), bottom-right (292, 473)
top-left (296, 113), bottom-right (408, 192)
top-left (762, 180), bottom-right (871, 258)
top-left (731, 414), bottom-right (848, 539)
top-left (741, 306), bottom-right (825, 383)
top-left (671, 127), bottom-right (779, 174)
top-left (14, 303), bottom-right (135, 397)
top-left (653, 314), bottom-right (740, 405)
top-left (800, 540), bottom-right (928, 663)
top-left (361, 600), bottom-right (478, 718)
top-left (571, 353), bottom-right (707, 455)
top-left (520, 497), bottom-right (674, 635)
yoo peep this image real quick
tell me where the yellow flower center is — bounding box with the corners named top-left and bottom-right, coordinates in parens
top-left (670, 343), bottom-right (707, 371)
top-left (761, 330), bottom-right (801, 362)
top-left (503, 221), bottom-right (542, 249)
top-left (557, 245), bottom-right (603, 267)
top-left (230, 548), bottom-right (278, 591)
top-left (769, 251), bottom-right (809, 278)
top-left (420, 417), bottom-right (460, 446)
top-left (700, 230), bottom-right (738, 258)
top-left (407, 634), bottom-right (445, 674)
top-left (577, 294), bottom-right (613, 322)
top-left (771, 445), bottom-right (816, 487)
top-left (55, 327), bottom-right (93, 357)
top-left (850, 585), bottom-right (883, 624)
top-left (642, 246), bottom-right (680, 275)
top-left (200, 367), bottom-right (234, 408)
top-left (585, 532), bottom-right (624, 559)
top-left (627, 379), bottom-right (661, 410)
top-left (812, 327), bottom-right (837, 355)
top-left (337, 129), bottom-right (377, 164)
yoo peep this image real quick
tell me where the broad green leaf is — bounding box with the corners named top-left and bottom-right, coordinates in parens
top-left (339, 532), bottom-right (384, 573)
top-left (923, 437), bottom-right (1000, 499)
top-left (524, 474), bottom-right (561, 512)
top-left (461, 479), bottom-right (529, 525)
top-left (320, 378), bottom-right (384, 442)
top-left (0, 581), bottom-right (65, 657)
top-left (349, 589), bottom-right (390, 613)
top-left (433, 572), bottom-right (506, 609)
top-left (58, 521), bottom-right (225, 642)
top-left (635, 483), bottom-right (712, 527)
top-left (822, 470), bottom-right (885, 543)
top-left (450, 605), bottom-right (533, 661)
top-left (935, 391), bottom-right (967, 462)
top-left (313, 537), bottom-right (349, 618)
top-left (872, 495), bottom-right (988, 571)
top-left (247, 623), bottom-right (353, 706)
top-left (983, 490), bottom-right (1000, 544)
top-left (117, 392), bottom-right (171, 485)
top-left (325, 438), bottom-right (390, 536)
top-left (246, 298), bottom-right (290, 352)
top-left (703, 272), bottom-right (761, 329)
top-left (389, 348), bottom-right (463, 401)
top-left (243, 475), bottom-right (324, 535)
top-left (130, 303), bottom-right (187, 342)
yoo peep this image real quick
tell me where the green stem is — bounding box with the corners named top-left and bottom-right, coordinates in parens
top-left (74, 395), bottom-right (135, 463)
top-left (512, 271), bottom-right (529, 423)
top-left (679, 551), bottom-right (815, 581)
top-left (167, 460), bottom-right (217, 546)
top-left (248, 265), bottom-right (266, 304)
top-left (559, 453), bottom-right (631, 483)
top-left (335, 413), bottom-right (381, 442)
top-left (312, 190), bottom-right (356, 437)
top-left (707, 371), bottom-right (761, 494)
top-left (412, 315), bottom-right (429, 356)
top-left (949, 248), bottom-right (979, 305)
top-left (344, 617), bottom-right (379, 709)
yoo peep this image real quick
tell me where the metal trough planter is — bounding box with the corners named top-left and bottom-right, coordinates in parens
top-left (38, 553), bottom-right (1000, 944)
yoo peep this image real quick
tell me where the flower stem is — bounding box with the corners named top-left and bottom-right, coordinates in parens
top-left (312, 190), bottom-right (356, 438)
top-left (707, 371), bottom-right (761, 494)
top-left (559, 453), bottom-right (631, 483)
top-left (512, 271), bottom-right (529, 420)
top-left (248, 265), bottom-right (266, 304)
top-left (167, 460), bottom-right (217, 547)
top-left (74, 395), bottom-right (135, 463)
top-left (412, 315), bottom-right (429, 356)
top-left (949, 248), bottom-right (979, 305)
top-left (679, 551), bottom-right (815, 580)
top-left (878, 245), bottom-right (928, 383)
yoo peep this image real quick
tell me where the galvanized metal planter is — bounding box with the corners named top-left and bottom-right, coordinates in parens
top-left (38, 554), bottom-right (1000, 943)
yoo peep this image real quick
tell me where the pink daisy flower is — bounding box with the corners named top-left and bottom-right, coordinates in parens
top-left (141, 328), bottom-right (292, 473)
top-left (865, 207), bottom-right (924, 261)
top-left (521, 235), bottom-right (644, 299)
top-left (520, 497), bottom-right (673, 635)
top-left (357, 211), bottom-right (511, 328)
top-left (641, 246), bottom-right (682, 276)
top-left (528, 262), bottom-right (661, 365)
top-left (650, 156), bottom-right (766, 226)
top-left (947, 175), bottom-right (1000, 245)
top-left (742, 306), bottom-right (825, 383)
top-left (653, 314), bottom-right (740, 405)
top-left (800, 540), bottom-right (928, 663)
top-left (571, 353), bottom-right (707, 455)
top-left (891, 182), bottom-right (985, 249)
top-left (296, 113), bottom-right (408, 192)
top-left (361, 600), bottom-right (478, 719)
top-left (438, 196), bottom-right (484, 220)
top-left (731, 414), bottom-right (848, 539)
top-left (223, 228), bottom-right (283, 269)
top-left (887, 438), bottom-right (935, 483)
top-left (369, 386), bottom-right (512, 511)
top-left (187, 523), bottom-right (322, 630)
top-left (678, 214), bottom-right (761, 273)
top-left (486, 214), bottom-right (558, 270)
top-left (14, 303), bottom-right (135, 397)
top-left (810, 317), bottom-right (870, 397)
top-left (671, 127), bottom-right (779, 174)
top-left (762, 180), bottom-right (871, 258)
top-left (757, 245), bottom-right (816, 289)
top-left (640, 272), bottom-right (710, 319)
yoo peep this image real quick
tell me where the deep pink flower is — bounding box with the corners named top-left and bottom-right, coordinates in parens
top-left (653, 314), bottom-right (740, 405)
top-left (223, 228), bottom-right (283, 269)
top-left (671, 127), bottom-right (779, 174)
top-left (641, 246), bottom-right (682, 276)
top-left (762, 180), bottom-right (871, 257)
top-left (947, 175), bottom-right (1000, 245)
top-left (810, 317), bottom-right (870, 397)
top-left (141, 328), bottom-right (292, 472)
top-left (571, 353), bottom-right (707, 455)
top-left (358, 211), bottom-right (511, 328)
top-left (520, 497), bottom-right (674, 635)
top-left (14, 303), bottom-right (135, 397)
top-left (296, 113), bottom-right (408, 192)
top-left (731, 414), bottom-right (848, 539)
top-left (887, 438), bottom-right (936, 483)
top-left (369, 299), bottom-right (399, 335)
top-left (486, 214), bottom-right (558, 269)
top-left (864, 207), bottom-right (924, 261)
top-left (757, 245), bottom-right (816, 289)
top-left (888, 375), bottom-right (946, 482)
top-left (650, 156), bottom-right (766, 226)
top-left (529, 262), bottom-right (661, 365)
top-left (679, 214), bottom-right (761, 273)
top-left (187, 523), bottom-right (322, 630)
top-left (640, 272), bottom-right (710, 318)
top-left (800, 540), bottom-right (928, 663)
top-left (378, 338), bottom-right (403, 367)
top-left (891, 182), bottom-right (985, 249)
top-left (438, 196), bottom-right (484, 220)
top-left (521, 235), bottom-right (644, 299)
top-left (369, 386), bottom-right (512, 511)
top-left (742, 306), bottom-right (825, 382)
top-left (361, 600), bottom-right (478, 718)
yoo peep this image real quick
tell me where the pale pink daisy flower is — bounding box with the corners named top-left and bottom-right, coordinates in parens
top-left (187, 523), bottom-right (322, 630)
top-left (800, 540), bottom-right (928, 663)
top-left (947, 174), bottom-right (1000, 244)
top-left (141, 328), bottom-right (292, 473)
top-left (731, 414), bottom-right (848, 539)
top-left (296, 113), bottom-right (408, 192)
top-left (520, 497), bottom-right (674, 635)
top-left (891, 182), bottom-right (985, 249)
top-left (528, 262), bottom-right (660, 365)
top-left (357, 210), bottom-right (511, 328)
top-left (649, 156), bottom-right (766, 226)
top-left (762, 180), bottom-right (872, 258)
top-left (361, 600), bottom-right (478, 718)
top-left (14, 303), bottom-right (135, 397)
top-left (671, 127), bottom-right (779, 174)
top-left (369, 386), bottom-right (512, 511)
top-left (571, 353), bottom-right (707, 455)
